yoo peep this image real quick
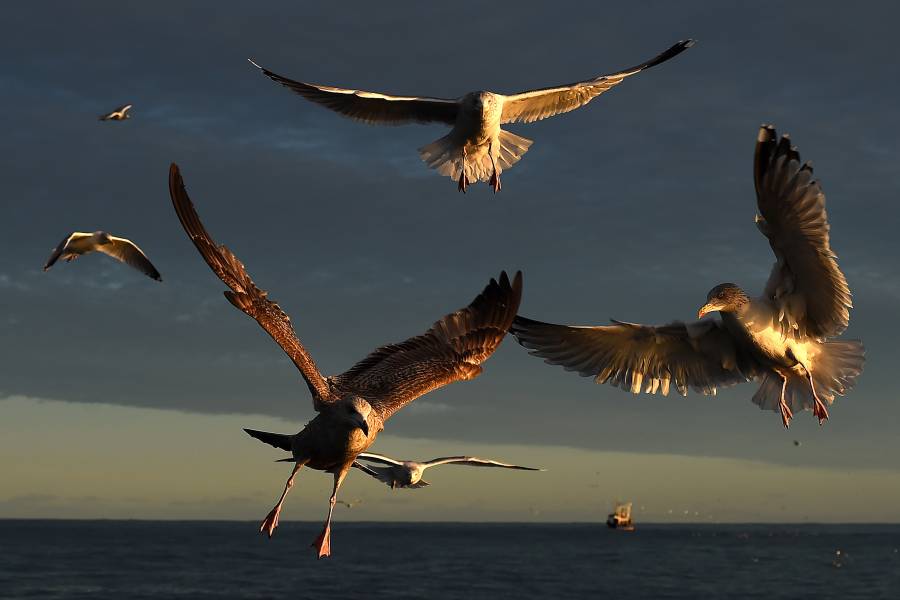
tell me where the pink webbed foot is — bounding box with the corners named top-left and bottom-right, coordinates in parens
top-left (457, 171), bottom-right (468, 193)
top-left (813, 398), bottom-right (830, 425)
top-left (259, 506), bottom-right (281, 539)
top-left (311, 522), bottom-right (332, 559)
top-left (489, 171), bottom-right (501, 193)
top-left (780, 401), bottom-right (793, 429)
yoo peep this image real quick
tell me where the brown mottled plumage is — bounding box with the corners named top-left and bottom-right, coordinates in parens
top-left (169, 163), bottom-right (521, 558)
top-left (512, 126), bottom-right (863, 428)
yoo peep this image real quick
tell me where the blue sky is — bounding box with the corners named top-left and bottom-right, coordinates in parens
top-left (1, 1), bottom-right (898, 520)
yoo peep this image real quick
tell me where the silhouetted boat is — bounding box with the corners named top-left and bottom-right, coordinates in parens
top-left (607, 502), bottom-right (635, 531)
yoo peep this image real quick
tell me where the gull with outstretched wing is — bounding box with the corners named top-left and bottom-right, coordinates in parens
top-left (99, 104), bottom-right (132, 121)
top-left (170, 163), bottom-right (521, 558)
top-left (512, 126), bottom-right (864, 428)
top-left (43, 231), bottom-right (161, 281)
top-left (249, 40), bottom-right (693, 192)
top-left (353, 452), bottom-right (542, 489)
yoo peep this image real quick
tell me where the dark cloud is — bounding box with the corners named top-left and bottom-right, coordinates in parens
top-left (1, 1), bottom-right (898, 469)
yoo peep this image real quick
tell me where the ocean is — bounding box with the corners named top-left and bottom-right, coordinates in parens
top-left (1, 521), bottom-right (898, 599)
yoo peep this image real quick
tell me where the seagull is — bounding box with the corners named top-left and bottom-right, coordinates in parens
top-left (511, 125), bottom-right (864, 428)
top-left (43, 231), bottom-right (162, 281)
top-left (352, 452), bottom-right (542, 489)
top-left (99, 104), bottom-right (132, 121)
top-left (170, 163), bottom-right (521, 558)
top-left (249, 40), bottom-right (693, 193)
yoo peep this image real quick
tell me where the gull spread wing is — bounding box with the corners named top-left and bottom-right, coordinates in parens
top-left (97, 236), bottom-right (162, 281)
top-left (333, 271), bottom-right (522, 421)
top-left (168, 163), bottom-right (332, 404)
top-left (754, 125), bottom-right (851, 340)
top-left (511, 315), bottom-right (757, 397)
top-left (355, 452), bottom-right (404, 466)
top-left (422, 456), bottom-right (542, 471)
top-left (500, 40), bottom-right (694, 125)
top-left (249, 60), bottom-right (459, 125)
top-left (43, 232), bottom-right (87, 270)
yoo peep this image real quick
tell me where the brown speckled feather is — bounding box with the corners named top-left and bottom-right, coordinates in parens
top-left (332, 271), bottom-right (522, 421)
top-left (168, 164), bottom-right (333, 404)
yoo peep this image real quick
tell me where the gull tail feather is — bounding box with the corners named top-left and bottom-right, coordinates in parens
top-left (751, 340), bottom-right (865, 414)
top-left (417, 129), bottom-right (533, 183)
top-left (243, 428), bottom-right (293, 452)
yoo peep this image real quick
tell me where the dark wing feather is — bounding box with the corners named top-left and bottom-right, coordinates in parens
top-left (511, 315), bottom-right (757, 397)
top-left (168, 163), bottom-right (332, 404)
top-left (501, 40), bottom-right (693, 124)
top-left (333, 271), bottom-right (523, 421)
top-left (98, 237), bottom-right (162, 281)
top-left (754, 125), bottom-right (851, 340)
top-left (250, 60), bottom-right (458, 125)
top-left (43, 233), bottom-right (74, 270)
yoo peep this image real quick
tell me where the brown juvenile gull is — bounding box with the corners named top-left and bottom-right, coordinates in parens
top-left (43, 231), bottom-right (162, 281)
top-left (99, 104), bottom-right (132, 121)
top-left (248, 39), bottom-right (693, 193)
top-left (169, 162), bottom-right (521, 558)
top-left (511, 125), bottom-right (864, 428)
top-left (351, 451), bottom-right (542, 489)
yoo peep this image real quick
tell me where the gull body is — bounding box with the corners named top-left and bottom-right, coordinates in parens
top-left (353, 452), bottom-right (542, 489)
top-left (43, 230), bottom-right (161, 281)
top-left (512, 126), bottom-right (864, 428)
top-left (249, 40), bottom-right (693, 192)
top-left (170, 163), bottom-right (521, 558)
top-left (99, 104), bottom-right (132, 121)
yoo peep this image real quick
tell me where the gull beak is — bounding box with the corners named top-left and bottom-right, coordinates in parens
top-left (353, 415), bottom-right (370, 437)
top-left (697, 303), bottom-right (719, 319)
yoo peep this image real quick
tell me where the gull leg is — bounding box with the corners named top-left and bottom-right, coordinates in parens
top-left (311, 468), bottom-right (349, 559)
top-left (805, 371), bottom-right (830, 425)
top-left (260, 461), bottom-right (304, 539)
top-left (489, 152), bottom-right (501, 193)
top-left (779, 376), bottom-right (793, 429)
top-left (457, 147), bottom-right (468, 193)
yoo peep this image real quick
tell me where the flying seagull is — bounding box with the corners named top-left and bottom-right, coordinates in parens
top-left (511, 125), bottom-right (864, 428)
top-left (170, 162), bottom-right (521, 558)
top-left (99, 104), bottom-right (132, 121)
top-left (352, 452), bottom-right (542, 489)
top-left (43, 231), bottom-right (162, 281)
top-left (249, 39), bottom-right (693, 193)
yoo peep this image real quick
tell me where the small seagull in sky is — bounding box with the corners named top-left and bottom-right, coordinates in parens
top-left (512, 125), bottom-right (864, 428)
top-left (43, 231), bottom-right (162, 281)
top-left (352, 452), bottom-right (542, 489)
top-left (249, 40), bottom-right (693, 193)
top-left (98, 104), bottom-right (133, 121)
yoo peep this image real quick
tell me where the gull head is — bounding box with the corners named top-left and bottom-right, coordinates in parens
top-left (93, 231), bottom-right (113, 244)
top-left (342, 396), bottom-right (372, 437)
top-left (698, 283), bottom-right (750, 319)
top-left (463, 91), bottom-right (498, 114)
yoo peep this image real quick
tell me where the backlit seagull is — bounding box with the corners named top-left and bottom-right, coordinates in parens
top-left (43, 231), bottom-right (161, 281)
top-left (99, 104), bottom-right (132, 121)
top-left (512, 126), bottom-right (864, 428)
top-left (249, 40), bottom-right (693, 193)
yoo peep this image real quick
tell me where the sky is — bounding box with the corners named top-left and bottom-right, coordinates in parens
top-left (1, 1), bottom-right (899, 522)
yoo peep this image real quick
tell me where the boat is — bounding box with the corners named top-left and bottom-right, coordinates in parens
top-left (606, 501), bottom-right (635, 531)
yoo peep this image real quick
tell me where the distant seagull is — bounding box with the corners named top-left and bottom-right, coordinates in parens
top-left (43, 231), bottom-right (162, 281)
top-left (170, 162), bottom-right (521, 558)
top-left (512, 125), bottom-right (864, 428)
top-left (352, 452), bottom-right (542, 489)
top-left (99, 104), bottom-right (132, 121)
top-left (335, 498), bottom-right (363, 509)
top-left (249, 40), bottom-right (693, 193)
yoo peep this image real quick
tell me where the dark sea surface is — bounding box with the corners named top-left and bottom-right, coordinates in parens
top-left (1, 521), bottom-right (898, 599)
